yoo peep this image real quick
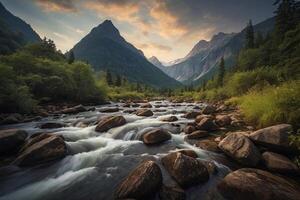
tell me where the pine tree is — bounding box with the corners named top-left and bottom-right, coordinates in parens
top-left (106, 70), bottom-right (113, 86)
top-left (245, 20), bottom-right (255, 49)
top-left (68, 50), bottom-right (75, 64)
top-left (255, 32), bottom-right (264, 48)
top-left (218, 57), bottom-right (225, 87)
top-left (115, 74), bottom-right (122, 86)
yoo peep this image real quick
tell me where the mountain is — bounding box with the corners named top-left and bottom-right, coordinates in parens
top-left (71, 20), bottom-right (180, 88)
top-left (148, 56), bottom-right (166, 72)
top-left (163, 17), bottom-right (275, 84)
top-left (0, 2), bottom-right (40, 43)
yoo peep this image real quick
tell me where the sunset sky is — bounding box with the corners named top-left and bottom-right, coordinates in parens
top-left (1, 0), bottom-right (275, 62)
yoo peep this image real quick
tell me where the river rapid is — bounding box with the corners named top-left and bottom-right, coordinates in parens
top-left (0, 101), bottom-right (230, 200)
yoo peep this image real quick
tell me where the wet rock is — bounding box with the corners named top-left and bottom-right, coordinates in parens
top-left (19, 133), bottom-right (53, 153)
top-left (195, 115), bottom-right (213, 123)
top-left (196, 139), bottom-right (221, 153)
top-left (131, 103), bottom-right (140, 107)
top-left (202, 160), bottom-right (218, 175)
top-left (218, 168), bottom-right (300, 200)
top-left (161, 152), bottom-right (209, 188)
top-left (262, 151), bottom-right (299, 174)
top-left (183, 125), bottom-right (196, 134)
top-left (202, 105), bottom-right (216, 114)
top-left (183, 111), bottom-right (201, 119)
top-left (60, 104), bottom-right (87, 114)
top-left (186, 130), bottom-right (209, 139)
top-left (0, 113), bottom-right (23, 125)
top-left (136, 109), bottom-right (153, 117)
top-left (95, 116), bottom-right (126, 132)
top-left (142, 129), bottom-right (172, 145)
top-left (99, 107), bottom-right (119, 113)
top-left (160, 116), bottom-right (178, 122)
top-left (197, 118), bottom-right (218, 131)
top-left (193, 105), bottom-right (200, 109)
top-left (115, 160), bottom-right (162, 199)
top-left (216, 105), bottom-right (228, 112)
top-left (249, 124), bottom-right (294, 153)
top-left (39, 122), bottom-right (66, 129)
top-left (218, 133), bottom-right (261, 167)
top-left (140, 103), bottom-right (152, 108)
top-left (123, 103), bottom-right (131, 107)
top-left (176, 149), bottom-right (198, 158)
top-left (14, 135), bottom-right (67, 166)
top-left (0, 129), bottom-right (27, 155)
top-left (159, 184), bottom-right (185, 200)
top-left (215, 115), bottom-right (232, 127)
top-left (123, 109), bottom-right (136, 114)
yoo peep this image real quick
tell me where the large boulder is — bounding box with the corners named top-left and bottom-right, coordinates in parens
top-left (161, 152), bottom-right (209, 188)
top-left (136, 109), bottom-right (153, 117)
top-left (262, 151), bottom-right (299, 174)
top-left (14, 135), bottom-right (67, 166)
top-left (160, 116), bottom-right (178, 122)
top-left (95, 116), bottom-right (126, 132)
top-left (218, 168), bottom-right (300, 200)
top-left (196, 139), bottom-right (221, 153)
top-left (159, 184), bottom-right (185, 200)
top-left (142, 129), bottom-right (172, 145)
top-left (183, 111), bottom-right (201, 119)
top-left (0, 129), bottom-right (27, 154)
top-left (115, 160), bottom-right (162, 199)
top-left (249, 124), bottom-right (294, 152)
top-left (202, 105), bottom-right (216, 114)
top-left (60, 104), bottom-right (86, 114)
top-left (99, 107), bottom-right (119, 113)
top-left (218, 133), bottom-right (261, 166)
top-left (197, 118), bottom-right (219, 131)
top-left (175, 149), bottom-right (198, 158)
top-left (186, 130), bottom-right (209, 140)
top-left (140, 103), bottom-right (152, 108)
top-left (215, 115), bottom-right (232, 127)
top-left (183, 125), bottom-right (196, 134)
top-left (19, 133), bottom-right (53, 153)
top-left (195, 115), bottom-right (213, 123)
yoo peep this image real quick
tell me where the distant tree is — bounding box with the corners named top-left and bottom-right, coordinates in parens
top-left (136, 82), bottom-right (142, 92)
top-left (255, 32), bottom-right (264, 48)
top-left (245, 20), bottom-right (255, 49)
top-left (106, 70), bottom-right (113, 86)
top-left (217, 57), bottom-right (225, 87)
top-left (68, 50), bottom-right (75, 64)
top-left (115, 74), bottom-right (122, 86)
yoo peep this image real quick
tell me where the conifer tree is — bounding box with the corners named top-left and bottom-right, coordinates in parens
top-left (68, 50), bottom-right (75, 64)
top-left (106, 70), bottom-right (113, 86)
top-left (217, 57), bottom-right (225, 87)
top-left (115, 74), bottom-right (122, 86)
top-left (245, 20), bottom-right (255, 49)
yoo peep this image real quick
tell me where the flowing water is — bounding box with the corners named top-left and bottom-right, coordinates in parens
top-left (0, 101), bottom-right (230, 200)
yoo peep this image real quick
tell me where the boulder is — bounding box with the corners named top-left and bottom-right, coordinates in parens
top-left (19, 133), bottom-right (53, 153)
top-left (95, 116), bottom-right (126, 132)
top-left (159, 184), bottom-right (185, 200)
top-left (39, 122), bottom-right (66, 129)
top-left (249, 124), bottom-right (294, 153)
top-left (115, 160), bottom-right (162, 199)
top-left (161, 152), bottom-right (209, 188)
top-left (218, 168), bottom-right (300, 200)
top-left (0, 129), bottom-right (27, 154)
top-left (215, 115), bottom-right (232, 127)
top-left (176, 149), bottom-right (198, 158)
top-left (160, 116), bottom-right (178, 122)
top-left (140, 103), bottom-right (152, 108)
top-left (262, 151), bottom-right (299, 174)
top-left (186, 130), bottom-right (209, 139)
top-left (136, 109), bottom-right (153, 117)
top-left (142, 129), bottom-right (171, 145)
top-left (183, 111), bottom-right (201, 119)
top-left (60, 104), bottom-right (87, 114)
top-left (218, 133), bottom-right (261, 166)
top-left (197, 118), bottom-right (219, 131)
top-left (14, 135), bottom-right (67, 166)
top-left (195, 115), bottom-right (213, 123)
top-left (202, 105), bottom-right (216, 114)
top-left (196, 139), bottom-right (221, 153)
top-left (0, 114), bottom-right (22, 124)
top-left (183, 125), bottom-right (196, 134)
top-left (99, 107), bottom-right (119, 113)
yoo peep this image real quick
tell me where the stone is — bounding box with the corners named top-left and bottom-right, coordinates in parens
top-left (215, 115), bottom-right (232, 127)
top-left (115, 160), bottom-right (162, 199)
top-left (262, 151), bottom-right (299, 174)
top-left (218, 133), bottom-right (261, 167)
top-left (183, 111), bottom-right (201, 119)
top-left (197, 118), bottom-right (219, 131)
top-left (218, 168), bottom-right (300, 200)
top-left (136, 109), bottom-right (153, 117)
top-left (99, 107), bottom-right (119, 113)
top-left (183, 125), bottom-right (196, 134)
top-left (95, 116), bottom-right (126, 132)
top-left (195, 115), bottom-right (213, 123)
top-left (60, 104), bottom-right (87, 114)
top-left (186, 130), bottom-right (209, 139)
top-left (142, 129), bottom-right (171, 145)
top-left (196, 139), bottom-right (221, 153)
top-left (39, 122), bottom-right (66, 129)
top-left (159, 184), bottom-right (185, 200)
top-left (176, 149), bottom-right (198, 158)
top-left (160, 116), bottom-right (178, 122)
top-left (161, 152), bottom-right (209, 188)
top-left (140, 103), bottom-right (152, 108)
top-left (202, 105), bottom-right (216, 114)
top-left (14, 135), bottom-right (67, 166)
top-left (0, 129), bottom-right (27, 154)
top-left (249, 124), bottom-right (294, 153)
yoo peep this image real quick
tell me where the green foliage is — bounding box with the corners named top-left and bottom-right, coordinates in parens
top-left (68, 50), bottom-right (75, 64)
top-left (245, 20), bottom-right (255, 49)
top-left (217, 57), bottom-right (225, 87)
top-left (106, 69), bottom-right (113, 86)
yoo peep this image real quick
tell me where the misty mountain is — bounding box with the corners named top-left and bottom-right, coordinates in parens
top-left (0, 2), bottom-right (40, 43)
top-left (148, 56), bottom-right (166, 72)
top-left (71, 20), bottom-right (180, 88)
top-left (162, 17), bottom-right (275, 84)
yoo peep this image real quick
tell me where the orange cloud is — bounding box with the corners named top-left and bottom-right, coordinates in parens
top-left (35, 0), bottom-right (78, 12)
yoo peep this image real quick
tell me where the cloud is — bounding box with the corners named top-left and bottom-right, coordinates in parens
top-left (137, 42), bottom-right (172, 52)
top-left (35, 0), bottom-right (78, 12)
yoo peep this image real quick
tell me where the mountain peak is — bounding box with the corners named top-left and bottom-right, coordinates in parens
top-left (93, 20), bottom-right (120, 36)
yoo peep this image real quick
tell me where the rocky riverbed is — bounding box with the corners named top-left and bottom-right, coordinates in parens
top-left (0, 101), bottom-right (299, 200)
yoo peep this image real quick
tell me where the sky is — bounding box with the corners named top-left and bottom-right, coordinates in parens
top-left (1, 0), bottom-right (276, 62)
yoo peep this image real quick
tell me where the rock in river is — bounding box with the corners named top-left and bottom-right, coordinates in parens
top-left (218, 168), bottom-right (300, 200)
top-left (186, 130), bottom-right (208, 139)
top-left (197, 117), bottom-right (218, 131)
top-left (135, 109), bottom-right (153, 117)
top-left (0, 129), bottom-right (27, 155)
top-left (95, 116), bottom-right (126, 132)
top-left (161, 152), bottom-right (209, 188)
top-left (115, 160), bottom-right (162, 199)
top-left (142, 129), bottom-right (172, 145)
top-left (218, 132), bottom-right (261, 167)
top-left (160, 116), bottom-right (178, 122)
